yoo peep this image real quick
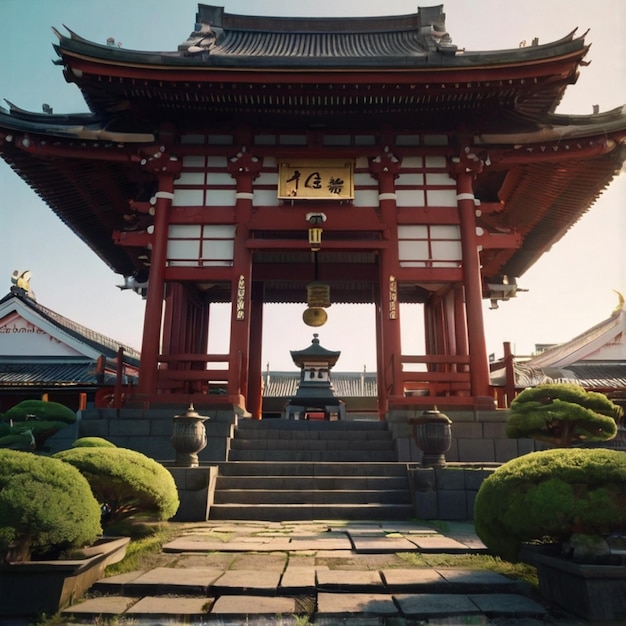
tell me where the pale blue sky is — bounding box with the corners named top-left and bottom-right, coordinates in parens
top-left (1, 0), bottom-right (624, 370)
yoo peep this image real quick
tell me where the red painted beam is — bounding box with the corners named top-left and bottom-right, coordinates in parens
top-left (245, 239), bottom-right (389, 250)
top-left (477, 231), bottom-right (522, 250)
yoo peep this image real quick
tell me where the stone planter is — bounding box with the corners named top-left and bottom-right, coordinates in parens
top-left (534, 553), bottom-right (626, 622)
top-left (408, 409), bottom-right (452, 467)
top-left (171, 404), bottom-right (209, 467)
top-left (0, 536), bottom-right (129, 617)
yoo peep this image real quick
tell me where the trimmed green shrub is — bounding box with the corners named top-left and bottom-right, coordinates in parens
top-left (72, 437), bottom-right (117, 448)
top-left (507, 383), bottom-right (622, 447)
top-left (54, 447), bottom-right (179, 527)
top-left (474, 448), bottom-right (626, 562)
top-left (0, 400), bottom-right (77, 450)
top-left (0, 449), bottom-right (102, 562)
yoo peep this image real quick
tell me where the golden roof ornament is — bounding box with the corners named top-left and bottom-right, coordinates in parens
top-left (11, 270), bottom-right (36, 300)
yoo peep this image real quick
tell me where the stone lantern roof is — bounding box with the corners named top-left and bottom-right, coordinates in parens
top-left (290, 334), bottom-right (341, 369)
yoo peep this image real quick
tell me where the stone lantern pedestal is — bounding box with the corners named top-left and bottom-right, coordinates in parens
top-left (168, 404), bottom-right (216, 521)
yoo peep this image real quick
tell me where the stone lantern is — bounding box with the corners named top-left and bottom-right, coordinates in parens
top-left (409, 408), bottom-right (452, 467)
top-left (171, 404), bottom-right (209, 467)
top-left (283, 334), bottom-right (346, 420)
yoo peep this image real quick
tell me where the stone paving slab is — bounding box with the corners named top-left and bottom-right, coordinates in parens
top-left (436, 568), bottom-right (521, 592)
top-left (289, 535), bottom-right (353, 550)
top-left (408, 534), bottom-right (473, 552)
top-left (210, 568), bottom-right (282, 594)
top-left (316, 592), bottom-right (399, 616)
top-left (230, 553), bottom-right (287, 570)
top-left (91, 570), bottom-right (145, 593)
top-left (380, 567), bottom-right (447, 590)
top-left (63, 595), bottom-right (138, 617)
top-left (469, 593), bottom-right (547, 617)
top-left (279, 566), bottom-right (317, 592)
top-left (395, 593), bottom-right (482, 618)
top-left (123, 566), bottom-right (223, 592)
top-left (124, 595), bottom-right (210, 617)
top-left (211, 594), bottom-right (299, 615)
top-left (350, 535), bottom-right (419, 553)
top-left (163, 537), bottom-right (292, 552)
top-left (316, 569), bottom-right (385, 591)
top-left (314, 549), bottom-right (355, 558)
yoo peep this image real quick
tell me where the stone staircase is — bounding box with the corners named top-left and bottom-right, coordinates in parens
top-left (209, 419), bottom-right (413, 520)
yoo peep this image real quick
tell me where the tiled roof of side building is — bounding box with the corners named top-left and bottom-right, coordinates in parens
top-left (0, 357), bottom-right (132, 387)
top-left (0, 289), bottom-right (140, 363)
top-left (264, 371), bottom-right (378, 397)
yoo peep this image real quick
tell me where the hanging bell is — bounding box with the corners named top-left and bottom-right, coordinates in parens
top-left (302, 307), bottom-right (328, 327)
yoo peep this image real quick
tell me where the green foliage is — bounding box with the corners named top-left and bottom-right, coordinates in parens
top-left (0, 400), bottom-right (77, 450)
top-left (73, 436), bottom-right (117, 448)
top-left (54, 447), bottom-right (179, 527)
top-left (474, 448), bottom-right (626, 562)
top-left (2, 400), bottom-right (76, 424)
top-left (0, 449), bottom-right (102, 561)
top-left (507, 383), bottom-right (622, 447)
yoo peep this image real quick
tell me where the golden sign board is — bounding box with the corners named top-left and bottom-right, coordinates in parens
top-left (278, 160), bottom-right (354, 200)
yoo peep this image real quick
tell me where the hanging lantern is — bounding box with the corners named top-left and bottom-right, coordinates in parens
top-left (308, 227), bottom-right (323, 251)
top-left (307, 281), bottom-right (331, 308)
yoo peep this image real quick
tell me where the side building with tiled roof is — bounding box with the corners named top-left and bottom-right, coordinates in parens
top-left (491, 294), bottom-right (626, 407)
top-left (0, 280), bottom-right (140, 412)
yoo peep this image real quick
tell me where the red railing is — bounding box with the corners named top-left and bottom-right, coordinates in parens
top-left (385, 353), bottom-right (494, 409)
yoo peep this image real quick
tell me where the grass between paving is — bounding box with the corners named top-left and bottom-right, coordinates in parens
top-left (397, 552), bottom-right (538, 587)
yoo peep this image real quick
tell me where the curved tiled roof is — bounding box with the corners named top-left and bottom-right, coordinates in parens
top-left (0, 289), bottom-right (140, 362)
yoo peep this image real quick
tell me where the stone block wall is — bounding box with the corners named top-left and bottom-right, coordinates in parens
top-left (388, 408), bottom-right (541, 464)
top-left (48, 407), bottom-right (237, 462)
top-left (408, 465), bottom-right (498, 521)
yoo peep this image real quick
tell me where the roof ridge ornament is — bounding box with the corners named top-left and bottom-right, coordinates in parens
top-left (10, 270), bottom-right (36, 301)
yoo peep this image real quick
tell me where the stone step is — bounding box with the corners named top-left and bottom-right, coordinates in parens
top-left (233, 428), bottom-right (393, 440)
top-left (228, 449), bottom-right (398, 462)
top-left (236, 419), bottom-right (389, 431)
top-left (216, 475), bottom-right (409, 490)
top-left (217, 461), bottom-right (409, 477)
top-left (213, 489), bottom-right (412, 505)
top-left (229, 438), bottom-right (394, 451)
top-left (208, 502), bottom-right (415, 521)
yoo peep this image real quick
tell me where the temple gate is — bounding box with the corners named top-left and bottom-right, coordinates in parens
top-left (0, 5), bottom-right (624, 419)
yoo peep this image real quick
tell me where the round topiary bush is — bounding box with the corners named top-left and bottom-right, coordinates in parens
top-left (0, 399), bottom-right (77, 450)
top-left (72, 437), bottom-right (117, 448)
top-left (54, 447), bottom-right (179, 527)
top-left (474, 448), bottom-right (626, 563)
top-left (0, 449), bottom-right (102, 562)
top-left (506, 383), bottom-right (622, 447)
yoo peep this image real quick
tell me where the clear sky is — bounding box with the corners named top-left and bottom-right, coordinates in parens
top-left (0, 0), bottom-right (624, 371)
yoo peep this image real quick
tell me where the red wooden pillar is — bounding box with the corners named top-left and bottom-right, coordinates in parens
top-left (374, 291), bottom-right (386, 419)
top-left (370, 151), bottom-right (403, 407)
top-left (455, 167), bottom-right (490, 396)
top-left (453, 285), bottom-right (469, 359)
top-left (138, 175), bottom-right (175, 396)
top-left (162, 283), bottom-right (186, 355)
top-left (247, 283), bottom-right (264, 419)
top-left (227, 148), bottom-right (261, 409)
